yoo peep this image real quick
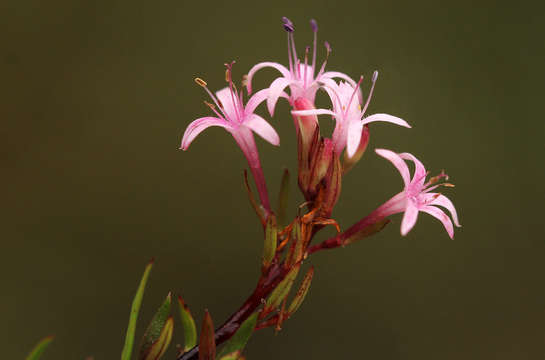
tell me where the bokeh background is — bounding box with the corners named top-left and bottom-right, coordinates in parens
top-left (2, 0), bottom-right (544, 359)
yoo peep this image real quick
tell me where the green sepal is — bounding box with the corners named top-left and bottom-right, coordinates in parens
top-left (217, 312), bottom-right (258, 358)
top-left (265, 264), bottom-right (300, 311)
top-left (143, 316), bottom-right (174, 360)
top-left (177, 295), bottom-right (197, 352)
top-left (121, 259), bottom-right (154, 360)
top-left (343, 218), bottom-right (390, 245)
top-left (287, 266), bottom-right (314, 315)
top-left (25, 336), bottom-right (54, 360)
top-left (139, 292), bottom-right (172, 359)
top-left (262, 215), bottom-right (277, 270)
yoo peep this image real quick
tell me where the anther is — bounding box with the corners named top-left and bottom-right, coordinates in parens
top-left (372, 70), bottom-right (378, 82)
top-left (324, 41), bottom-right (331, 52)
top-left (310, 19), bottom-right (318, 32)
top-left (195, 78), bottom-right (207, 87)
top-left (282, 17), bottom-right (294, 32)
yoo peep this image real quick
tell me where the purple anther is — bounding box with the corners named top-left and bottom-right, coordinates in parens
top-left (324, 41), bottom-right (331, 52)
top-left (282, 17), bottom-right (294, 32)
top-left (310, 19), bottom-right (318, 32)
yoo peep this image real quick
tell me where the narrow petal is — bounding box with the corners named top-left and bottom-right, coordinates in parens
top-left (400, 200), bottom-right (419, 236)
top-left (291, 109), bottom-right (336, 117)
top-left (346, 120), bottom-right (363, 158)
top-left (180, 117), bottom-right (230, 150)
top-left (321, 71), bottom-right (358, 88)
top-left (363, 113), bottom-right (411, 128)
top-left (420, 205), bottom-right (455, 239)
top-left (425, 194), bottom-right (461, 227)
top-left (246, 62), bottom-right (290, 94)
top-left (375, 149), bottom-right (411, 187)
top-left (244, 114), bottom-right (280, 146)
top-left (244, 89), bottom-right (269, 115)
top-left (321, 71), bottom-right (362, 103)
top-left (267, 77), bottom-right (292, 116)
top-left (216, 87), bottom-right (240, 121)
top-left (399, 152), bottom-right (426, 187)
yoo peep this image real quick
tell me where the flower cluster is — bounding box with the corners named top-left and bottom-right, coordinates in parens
top-left (174, 16), bottom-right (463, 360)
top-left (181, 17), bottom-right (460, 239)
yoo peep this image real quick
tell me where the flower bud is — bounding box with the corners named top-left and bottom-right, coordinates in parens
top-left (293, 97), bottom-right (320, 197)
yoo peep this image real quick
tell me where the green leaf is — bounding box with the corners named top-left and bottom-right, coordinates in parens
top-left (262, 215), bottom-right (277, 270)
top-left (276, 168), bottom-right (290, 227)
top-left (199, 310), bottom-right (216, 360)
top-left (287, 266), bottom-right (314, 315)
top-left (139, 292), bottom-right (172, 359)
top-left (265, 264), bottom-right (300, 311)
top-left (25, 336), bottom-right (54, 360)
top-left (121, 259), bottom-right (154, 360)
top-left (177, 295), bottom-right (197, 352)
top-left (217, 312), bottom-right (258, 358)
top-left (343, 218), bottom-right (390, 245)
top-left (143, 317), bottom-right (174, 360)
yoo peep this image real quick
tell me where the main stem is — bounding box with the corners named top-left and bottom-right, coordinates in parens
top-left (177, 263), bottom-right (289, 360)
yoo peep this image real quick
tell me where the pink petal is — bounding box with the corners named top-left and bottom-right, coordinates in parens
top-left (244, 88), bottom-right (268, 115)
top-left (401, 200), bottom-right (419, 236)
top-left (291, 109), bottom-right (336, 117)
top-left (180, 117), bottom-right (231, 150)
top-left (363, 113), bottom-right (411, 128)
top-left (246, 62), bottom-right (290, 94)
top-left (375, 149), bottom-right (411, 187)
top-left (244, 114), bottom-right (280, 146)
top-left (346, 120), bottom-right (363, 158)
top-left (216, 87), bottom-right (240, 121)
top-left (420, 205), bottom-right (455, 239)
top-left (321, 71), bottom-right (358, 88)
top-left (425, 193), bottom-right (461, 227)
top-left (399, 152), bottom-right (426, 187)
top-left (267, 77), bottom-right (292, 116)
top-left (320, 72), bottom-right (361, 103)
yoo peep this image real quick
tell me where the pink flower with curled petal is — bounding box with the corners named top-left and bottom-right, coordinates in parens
top-left (292, 72), bottom-right (411, 157)
top-left (180, 63), bottom-right (279, 213)
top-left (246, 17), bottom-right (357, 116)
top-left (372, 149), bottom-right (461, 239)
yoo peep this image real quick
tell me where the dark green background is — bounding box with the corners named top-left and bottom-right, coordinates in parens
top-left (2, 0), bottom-right (543, 359)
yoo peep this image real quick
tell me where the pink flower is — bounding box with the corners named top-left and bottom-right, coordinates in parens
top-left (373, 149), bottom-right (461, 239)
top-left (245, 17), bottom-right (357, 116)
top-left (292, 72), bottom-right (411, 157)
top-left (180, 64), bottom-right (280, 213)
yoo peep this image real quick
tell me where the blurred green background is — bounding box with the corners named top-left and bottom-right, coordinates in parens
top-left (2, 0), bottom-right (543, 359)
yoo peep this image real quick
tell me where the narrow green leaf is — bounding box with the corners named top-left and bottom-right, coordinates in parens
top-left (121, 259), bottom-right (154, 360)
top-left (199, 310), bottom-right (216, 360)
top-left (287, 266), bottom-right (314, 315)
top-left (143, 317), bottom-right (174, 360)
top-left (217, 312), bottom-right (258, 358)
top-left (218, 351), bottom-right (241, 360)
top-left (177, 295), bottom-right (197, 352)
top-left (276, 168), bottom-right (290, 227)
top-left (343, 218), bottom-right (390, 245)
top-left (25, 336), bottom-right (54, 360)
top-left (139, 292), bottom-right (172, 359)
top-left (265, 264), bottom-right (300, 311)
top-left (262, 215), bottom-right (277, 270)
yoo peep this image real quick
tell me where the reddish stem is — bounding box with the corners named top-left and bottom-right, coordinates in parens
top-left (176, 263), bottom-right (289, 360)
